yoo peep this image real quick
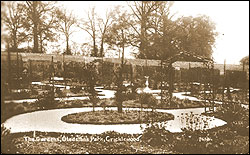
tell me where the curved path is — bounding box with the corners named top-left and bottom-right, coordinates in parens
top-left (3, 107), bottom-right (226, 134)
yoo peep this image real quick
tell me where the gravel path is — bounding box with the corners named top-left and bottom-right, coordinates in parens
top-left (3, 107), bottom-right (226, 134)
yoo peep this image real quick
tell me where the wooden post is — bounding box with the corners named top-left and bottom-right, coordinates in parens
top-left (51, 56), bottom-right (55, 101)
top-left (7, 49), bottom-right (11, 90)
top-left (222, 59), bottom-right (226, 104)
top-left (63, 54), bottom-right (66, 89)
top-left (169, 63), bottom-right (173, 106)
top-left (160, 59), bottom-right (163, 105)
top-left (211, 63), bottom-right (215, 112)
top-left (29, 59), bottom-right (33, 91)
top-left (130, 63), bottom-right (133, 86)
top-left (16, 52), bottom-right (19, 88)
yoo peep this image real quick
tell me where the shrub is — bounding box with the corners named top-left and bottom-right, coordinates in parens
top-left (138, 93), bottom-right (157, 110)
top-left (1, 125), bottom-right (15, 154)
top-left (14, 104), bottom-right (26, 114)
top-left (35, 90), bottom-right (58, 110)
top-left (124, 92), bottom-right (137, 101)
top-left (141, 123), bottom-right (173, 147)
top-left (10, 90), bottom-right (31, 100)
top-left (215, 102), bottom-right (249, 133)
top-left (70, 86), bottom-right (82, 94)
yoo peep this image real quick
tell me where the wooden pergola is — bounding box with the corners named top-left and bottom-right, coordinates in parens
top-left (161, 51), bottom-right (215, 113)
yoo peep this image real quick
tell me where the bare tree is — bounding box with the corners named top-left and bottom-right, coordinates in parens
top-left (2, 1), bottom-right (28, 51)
top-left (78, 7), bottom-right (98, 57)
top-left (97, 8), bottom-right (114, 57)
top-left (23, 1), bottom-right (56, 53)
top-left (55, 8), bottom-right (77, 55)
top-left (37, 7), bottom-right (59, 53)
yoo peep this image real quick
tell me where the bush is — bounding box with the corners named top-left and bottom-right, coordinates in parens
top-left (1, 125), bottom-right (15, 154)
top-left (138, 93), bottom-right (157, 110)
top-left (141, 123), bottom-right (173, 147)
top-left (14, 104), bottom-right (26, 114)
top-left (35, 90), bottom-right (58, 110)
top-left (70, 86), bottom-right (82, 94)
top-left (10, 90), bottom-right (31, 100)
top-left (124, 92), bottom-right (137, 101)
top-left (215, 103), bottom-right (249, 132)
top-left (173, 128), bottom-right (236, 154)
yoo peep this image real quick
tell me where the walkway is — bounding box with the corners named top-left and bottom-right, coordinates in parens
top-left (3, 107), bottom-right (226, 134)
top-left (5, 87), bottom-right (115, 104)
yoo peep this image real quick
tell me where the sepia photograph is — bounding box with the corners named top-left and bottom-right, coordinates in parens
top-left (1, 1), bottom-right (249, 154)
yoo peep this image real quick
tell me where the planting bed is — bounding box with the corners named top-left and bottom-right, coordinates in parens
top-left (61, 110), bottom-right (174, 124)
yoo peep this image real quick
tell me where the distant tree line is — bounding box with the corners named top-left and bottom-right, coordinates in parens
top-left (2, 1), bottom-right (218, 60)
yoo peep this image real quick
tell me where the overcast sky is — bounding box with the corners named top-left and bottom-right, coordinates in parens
top-left (58, 1), bottom-right (249, 64)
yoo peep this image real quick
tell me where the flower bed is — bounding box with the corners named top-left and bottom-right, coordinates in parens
top-left (61, 110), bottom-right (174, 125)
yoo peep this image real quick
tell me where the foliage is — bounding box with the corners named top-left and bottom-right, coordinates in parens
top-left (61, 110), bottom-right (174, 124)
top-left (1, 124), bottom-right (15, 154)
top-left (240, 55), bottom-right (249, 65)
top-left (10, 89), bottom-right (31, 100)
top-left (138, 93), bottom-right (157, 111)
top-left (2, 1), bottom-right (28, 50)
top-left (226, 70), bottom-right (247, 88)
top-left (127, 1), bottom-right (175, 59)
top-left (83, 62), bottom-right (99, 111)
top-left (21, 1), bottom-right (58, 53)
top-left (35, 88), bottom-right (58, 110)
top-left (141, 123), bottom-right (173, 147)
top-left (105, 5), bottom-right (131, 55)
top-left (70, 85), bottom-right (82, 94)
top-left (216, 103), bottom-right (249, 123)
top-left (174, 15), bottom-right (218, 58)
top-left (114, 91), bottom-right (127, 103)
top-left (215, 103), bottom-right (249, 135)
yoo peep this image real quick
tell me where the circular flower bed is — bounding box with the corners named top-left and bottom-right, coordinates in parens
top-left (61, 110), bottom-right (174, 125)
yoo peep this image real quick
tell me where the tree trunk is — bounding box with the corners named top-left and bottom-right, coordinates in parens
top-left (93, 31), bottom-right (97, 57)
top-left (140, 2), bottom-right (146, 58)
top-left (32, 1), bottom-right (39, 53)
top-left (39, 34), bottom-right (43, 53)
top-left (13, 31), bottom-right (17, 50)
top-left (117, 30), bottom-right (125, 113)
top-left (66, 36), bottom-right (70, 55)
top-left (7, 49), bottom-right (11, 90)
top-left (100, 37), bottom-right (104, 57)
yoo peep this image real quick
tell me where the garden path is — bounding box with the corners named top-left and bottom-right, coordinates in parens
top-left (3, 107), bottom-right (226, 134)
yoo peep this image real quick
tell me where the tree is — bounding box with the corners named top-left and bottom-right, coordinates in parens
top-left (240, 55), bottom-right (249, 65)
top-left (78, 7), bottom-right (98, 57)
top-left (97, 8), bottom-right (114, 57)
top-left (24, 1), bottom-right (56, 53)
top-left (84, 62), bottom-right (99, 112)
top-left (55, 8), bottom-right (77, 55)
top-left (105, 6), bottom-right (132, 56)
top-left (127, 1), bottom-right (174, 59)
top-left (146, 2), bottom-right (177, 59)
top-left (174, 15), bottom-right (218, 58)
top-left (37, 7), bottom-right (59, 53)
top-left (2, 1), bottom-right (28, 51)
top-left (105, 6), bottom-right (132, 113)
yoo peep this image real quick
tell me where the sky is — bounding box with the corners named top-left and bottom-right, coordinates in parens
top-left (2, 1), bottom-right (249, 64)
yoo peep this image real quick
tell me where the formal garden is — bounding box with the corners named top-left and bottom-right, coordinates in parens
top-left (1, 1), bottom-right (249, 154)
top-left (1, 51), bottom-right (249, 154)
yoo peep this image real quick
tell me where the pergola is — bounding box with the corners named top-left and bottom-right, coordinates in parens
top-left (161, 51), bottom-right (215, 113)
